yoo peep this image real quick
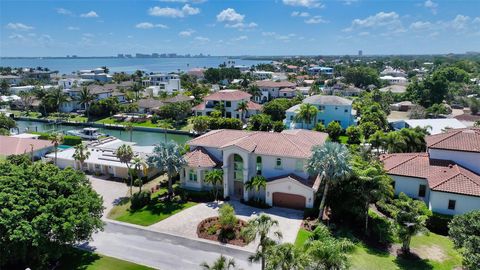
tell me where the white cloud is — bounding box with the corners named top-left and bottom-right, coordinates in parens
top-left (8, 34), bottom-right (26, 40)
top-left (5, 22), bottom-right (34, 31)
top-left (56, 8), bottom-right (72, 16)
top-left (67, 26), bottom-right (80, 31)
top-left (282, 0), bottom-right (323, 8)
top-left (291, 11), bottom-right (310, 17)
top-left (179, 29), bottom-right (195, 37)
top-left (80, 11), bottom-right (99, 18)
top-left (262, 32), bottom-right (296, 41)
top-left (148, 4), bottom-right (199, 17)
top-left (473, 17), bottom-right (480, 24)
top-left (83, 33), bottom-right (95, 38)
top-left (424, 0), bottom-right (438, 14)
top-left (410, 21), bottom-right (432, 30)
top-left (135, 22), bottom-right (168, 29)
top-left (226, 22), bottom-right (257, 29)
top-left (345, 11), bottom-right (404, 33)
top-left (158, 0), bottom-right (206, 3)
top-left (450, 15), bottom-right (470, 30)
top-left (358, 31), bottom-right (370, 36)
top-left (341, 0), bottom-right (358, 5)
top-left (233, 35), bottom-right (248, 41)
top-left (305, 16), bottom-right (327, 24)
top-left (194, 36), bottom-right (210, 42)
top-left (216, 8), bottom-right (244, 22)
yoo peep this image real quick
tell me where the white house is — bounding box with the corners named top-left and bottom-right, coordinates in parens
top-left (381, 128), bottom-right (480, 215)
top-left (58, 78), bottom-right (93, 89)
top-left (252, 71), bottom-right (274, 80)
top-left (380, 75), bottom-right (408, 85)
top-left (78, 68), bottom-right (112, 83)
top-left (0, 75), bottom-right (23, 86)
top-left (307, 66), bottom-right (333, 76)
top-left (142, 73), bottom-right (181, 95)
top-left (254, 80), bottom-right (297, 103)
top-left (390, 119), bottom-right (466, 135)
top-left (192, 90), bottom-right (262, 119)
top-left (60, 83), bottom-right (128, 112)
top-left (180, 129), bottom-right (328, 209)
top-left (381, 66), bottom-right (407, 78)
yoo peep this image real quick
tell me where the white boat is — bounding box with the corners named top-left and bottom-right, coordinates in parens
top-left (67, 128), bottom-right (105, 140)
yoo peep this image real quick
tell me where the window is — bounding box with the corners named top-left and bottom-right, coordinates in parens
top-left (226, 112), bottom-right (232, 118)
top-left (256, 156), bottom-right (262, 175)
top-left (276, 158), bottom-right (283, 169)
top-left (344, 109), bottom-right (348, 113)
top-left (318, 105), bottom-right (325, 110)
top-left (189, 170), bottom-right (197, 182)
top-left (418, 184), bottom-right (426, 197)
top-left (234, 154), bottom-right (243, 181)
top-left (448, 200), bottom-right (456, 210)
top-left (295, 160), bottom-right (303, 172)
top-left (225, 101), bottom-right (231, 107)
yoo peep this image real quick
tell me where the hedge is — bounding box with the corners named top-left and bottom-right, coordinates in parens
top-left (427, 212), bottom-right (453, 236)
top-left (31, 132), bottom-right (82, 146)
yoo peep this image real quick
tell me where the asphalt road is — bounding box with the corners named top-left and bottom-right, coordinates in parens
top-left (81, 221), bottom-right (260, 270)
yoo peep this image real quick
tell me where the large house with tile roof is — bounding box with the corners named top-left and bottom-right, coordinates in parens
top-left (380, 128), bottom-right (480, 215)
top-left (180, 129), bottom-right (328, 209)
top-left (192, 90), bottom-right (262, 120)
top-left (254, 80), bottom-right (297, 103)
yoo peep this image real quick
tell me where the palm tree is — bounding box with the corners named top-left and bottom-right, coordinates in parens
top-left (200, 255), bottom-right (236, 270)
top-left (78, 87), bottom-right (95, 120)
top-left (47, 87), bottom-right (68, 112)
top-left (147, 141), bottom-right (186, 199)
top-left (72, 143), bottom-right (90, 171)
top-left (306, 238), bottom-right (353, 270)
top-left (125, 122), bottom-right (134, 142)
top-left (18, 91), bottom-right (35, 116)
top-left (241, 214), bottom-right (283, 270)
top-left (384, 131), bottom-right (406, 153)
top-left (130, 82), bottom-right (143, 100)
top-left (131, 156), bottom-right (148, 193)
top-left (245, 175), bottom-right (266, 202)
top-left (295, 103), bottom-right (318, 129)
top-left (115, 144), bottom-right (134, 195)
top-left (247, 85), bottom-right (262, 101)
top-left (50, 132), bottom-right (64, 166)
top-left (265, 243), bottom-right (308, 270)
top-left (240, 73), bottom-right (250, 89)
top-left (368, 130), bottom-right (385, 155)
top-left (32, 86), bottom-right (48, 116)
top-left (307, 142), bottom-right (351, 220)
top-left (236, 101), bottom-right (249, 122)
top-left (204, 169), bottom-right (223, 201)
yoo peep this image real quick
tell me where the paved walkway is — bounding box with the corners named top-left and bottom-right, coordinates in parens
top-left (149, 200), bottom-right (303, 251)
top-left (88, 175), bottom-right (128, 218)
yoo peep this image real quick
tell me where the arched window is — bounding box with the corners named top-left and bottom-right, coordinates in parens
top-left (256, 156), bottom-right (262, 175)
top-left (233, 154), bottom-right (243, 181)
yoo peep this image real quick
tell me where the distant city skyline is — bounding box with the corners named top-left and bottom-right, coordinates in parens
top-left (1, 0), bottom-right (480, 57)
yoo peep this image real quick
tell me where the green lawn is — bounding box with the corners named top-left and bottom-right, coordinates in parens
top-left (108, 197), bottom-right (197, 226)
top-left (57, 249), bottom-right (154, 270)
top-left (96, 117), bottom-right (192, 131)
top-left (294, 229), bottom-right (462, 270)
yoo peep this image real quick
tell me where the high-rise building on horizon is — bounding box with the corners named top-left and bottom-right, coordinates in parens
top-left (358, 50), bottom-right (363, 56)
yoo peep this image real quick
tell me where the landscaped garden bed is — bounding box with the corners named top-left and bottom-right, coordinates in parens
top-left (197, 216), bottom-right (247, 246)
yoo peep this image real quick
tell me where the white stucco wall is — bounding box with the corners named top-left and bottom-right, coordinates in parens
top-left (266, 178), bottom-right (315, 208)
top-left (429, 149), bottom-right (480, 175)
top-left (390, 175), bottom-right (430, 202)
top-left (429, 191), bottom-right (480, 215)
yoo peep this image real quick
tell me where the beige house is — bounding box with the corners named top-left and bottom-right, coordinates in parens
top-left (192, 90), bottom-right (262, 119)
top-left (181, 129), bottom-right (328, 209)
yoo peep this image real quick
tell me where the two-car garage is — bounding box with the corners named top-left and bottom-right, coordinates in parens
top-left (266, 175), bottom-right (316, 209)
top-left (272, 192), bottom-right (306, 209)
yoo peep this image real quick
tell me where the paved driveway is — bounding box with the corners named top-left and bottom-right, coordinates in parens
top-left (149, 200), bottom-right (303, 250)
top-left (88, 176), bottom-right (128, 218)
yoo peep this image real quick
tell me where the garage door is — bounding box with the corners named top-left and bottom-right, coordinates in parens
top-left (272, 192), bottom-right (306, 209)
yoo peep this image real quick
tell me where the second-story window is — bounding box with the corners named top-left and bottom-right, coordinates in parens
top-left (418, 184), bottom-right (426, 197)
top-left (256, 156), bottom-right (262, 175)
top-left (225, 101), bottom-right (231, 107)
top-left (189, 170), bottom-right (197, 182)
top-left (276, 158), bottom-right (283, 169)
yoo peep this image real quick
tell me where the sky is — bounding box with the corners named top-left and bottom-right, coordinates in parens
top-left (1, 0), bottom-right (480, 57)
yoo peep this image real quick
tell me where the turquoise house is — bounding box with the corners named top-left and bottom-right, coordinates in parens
top-left (284, 95), bottom-right (357, 130)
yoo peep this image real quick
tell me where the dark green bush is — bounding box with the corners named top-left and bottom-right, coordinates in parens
top-left (130, 191), bottom-right (151, 210)
top-left (178, 188), bottom-right (214, 202)
top-left (427, 212), bottom-right (453, 235)
top-left (368, 210), bottom-right (396, 245)
top-left (62, 135), bottom-right (82, 146)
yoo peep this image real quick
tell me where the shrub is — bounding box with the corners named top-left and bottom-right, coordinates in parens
top-left (427, 212), bottom-right (453, 236)
top-left (218, 203), bottom-right (237, 230)
top-left (62, 135), bottom-right (82, 146)
top-left (207, 224), bottom-right (219, 235)
top-left (368, 210), bottom-right (396, 245)
top-left (326, 121), bottom-right (343, 142)
top-left (178, 188), bottom-right (214, 202)
top-left (130, 191), bottom-right (151, 210)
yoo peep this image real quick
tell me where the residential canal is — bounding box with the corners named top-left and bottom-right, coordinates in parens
top-left (14, 120), bottom-right (192, 146)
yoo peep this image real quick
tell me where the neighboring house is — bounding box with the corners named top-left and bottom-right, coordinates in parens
top-left (390, 119), bottom-right (466, 135)
top-left (78, 68), bottom-right (112, 83)
top-left (142, 73), bottom-right (181, 95)
top-left (0, 75), bottom-right (23, 86)
top-left (21, 69), bottom-right (55, 81)
top-left (181, 129), bottom-right (328, 209)
top-left (323, 84), bottom-right (363, 97)
top-left (192, 90), bottom-right (262, 119)
top-left (47, 139), bottom-right (159, 179)
top-left (60, 83), bottom-right (128, 112)
top-left (137, 98), bottom-right (164, 114)
top-left (254, 80), bottom-right (297, 103)
top-left (381, 128), bottom-right (480, 215)
top-left (381, 66), bottom-right (407, 78)
top-left (380, 75), bottom-right (408, 85)
top-left (0, 135), bottom-right (54, 159)
top-left (58, 78), bottom-right (93, 89)
top-left (252, 71), bottom-right (273, 80)
top-left (8, 85), bottom-right (55, 95)
top-left (307, 66), bottom-right (334, 76)
top-left (187, 68), bottom-right (205, 80)
top-left (163, 94), bottom-right (194, 104)
top-left (284, 95), bottom-right (357, 130)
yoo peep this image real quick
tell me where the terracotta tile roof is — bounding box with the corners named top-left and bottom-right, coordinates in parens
top-left (204, 90), bottom-right (251, 101)
top-left (0, 136), bottom-right (53, 156)
top-left (192, 102), bottom-right (206, 111)
top-left (183, 147), bottom-right (220, 168)
top-left (247, 101), bottom-right (262, 111)
top-left (255, 80), bottom-right (296, 88)
top-left (267, 173), bottom-right (320, 190)
top-left (137, 99), bottom-right (164, 109)
top-left (380, 153), bottom-right (480, 196)
top-left (188, 129), bottom-right (328, 159)
top-left (426, 128), bottom-right (480, 153)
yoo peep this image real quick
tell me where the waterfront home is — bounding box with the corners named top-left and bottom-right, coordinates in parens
top-left (381, 128), bottom-right (480, 215)
top-left (58, 78), bottom-right (93, 89)
top-left (307, 66), bottom-right (334, 76)
top-left (78, 68), bottom-right (112, 83)
top-left (137, 98), bottom-right (165, 114)
top-left (181, 129), bottom-right (328, 209)
top-left (254, 80), bottom-right (297, 103)
top-left (0, 135), bottom-right (54, 159)
top-left (390, 119), bottom-right (466, 135)
top-left (142, 73), bottom-right (181, 95)
top-left (8, 85), bottom-right (55, 95)
top-left (0, 75), bottom-right (23, 86)
top-left (192, 90), bottom-right (262, 119)
top-left (61, 84), bottom-right (127, 112)
top-left (284, 95), bottom-right (357, 130)
top-left (380, 66), bottom-right (407, 78)
top-left (47, 139), bottom-right (159, 179)
top-left (252, 71), bottom-right (274, 80)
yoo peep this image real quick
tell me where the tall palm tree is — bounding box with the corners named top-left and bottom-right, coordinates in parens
top-left (265, 243), bottom-right (308, 270)
top-left (115, 144), bottom-right (134, 195)
top-left (240, 73), bottom-right (250, 89)
top-left (50, 132), bottom-right (64, 166)
top-left (78, 87), bottom-right (95, 120)
top-left (32, 86), bottom-right (48, 116)
top-left (236, 101), bottom-right (249, 122)
top-left (307, 142), bottom-right (351, 220)
top-left (125, 122), bottom-right (134, 142)
top-left (247, 85), bottom-right (262, 101)
top-left (204, 169), bottom-right (223, 201)
top-left (72, 143), bottom-right (90, 171)
top-left (200, 255), bottom-right (236, 270)
top-left (368, 130), bottom-right (385, 155)
top-left (295, 103), bottom-right (318, 129)
top-left (131, 156), bottom-right (148, 193)
top-left (130, 82), bottom-right (143, 100)
top-left (241, 214), bottom-right (283, 270)
top-left (47, 87), bottom-right (68, 112)
top-left (245, 175), bottom-right (267, 202)
top-left (306, 238), bottom-right (354, 270)
top-left (147, 141), bottom-right (186, 199)
top-left (384, 132), bottom-right (406, 153)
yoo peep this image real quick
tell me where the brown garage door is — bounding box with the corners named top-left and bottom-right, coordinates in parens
top-left (272, 192), bottom-right (306, 209)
